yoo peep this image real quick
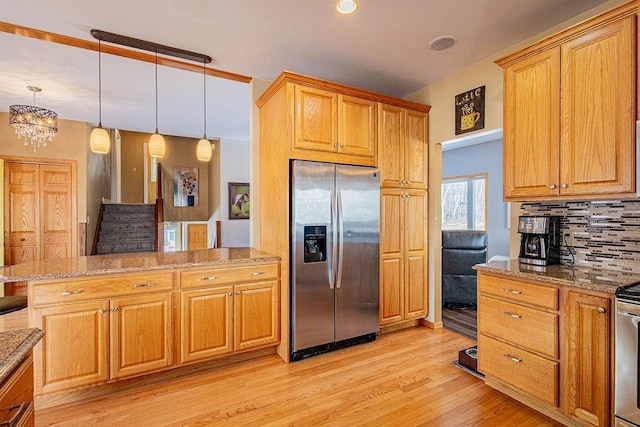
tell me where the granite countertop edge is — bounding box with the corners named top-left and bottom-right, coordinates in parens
top-left (0, 256), bottom-right (282, 283)
top-left (0, 328), bottom-right (44, 385)
top-left (473, 261), bottom-right (637, 295)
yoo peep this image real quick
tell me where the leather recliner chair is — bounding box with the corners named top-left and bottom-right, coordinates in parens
top-left (442, 230), bottom-right (488, 309)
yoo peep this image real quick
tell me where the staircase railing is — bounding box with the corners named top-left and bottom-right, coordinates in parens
top-left (91, 202), bottom-right (106, 255)
top-left (155, 162), bottom-right (164, 251)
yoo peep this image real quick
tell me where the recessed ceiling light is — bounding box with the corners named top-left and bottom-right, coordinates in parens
top-left (337, 0), bottom-right (358, 14)
top-left (430, 35), bottom-right (457, 51)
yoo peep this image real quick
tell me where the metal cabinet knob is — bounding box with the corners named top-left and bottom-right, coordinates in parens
top-left (99, 308), bottom-right (106, 314)
top-left (597, 307), bottom-right (606, 313)
top-left (548, 184), bottom-right (556, 189)
top-left (228, 292), bottom-right (233, 296)
top-left (333, 143), bottom-right (338, 147)
top-left (236, 291), bottom-right (240, 296)
top-left (112, 307), bottom-right (118, 312)
top-left (561, 183), bottom-right (568, 189)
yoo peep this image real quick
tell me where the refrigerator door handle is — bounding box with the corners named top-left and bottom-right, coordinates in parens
top-left (330, 185), bottom-right (337, 290)
top-left (336, 188), bottom-right (345, 289)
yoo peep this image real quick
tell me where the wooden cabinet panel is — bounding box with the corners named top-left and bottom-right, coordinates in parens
top-left (380, 190), bottom-right (402, 256)
top-left (405, 254), bottom-right (426, 318)
top-left (110, 293), bottom-right (173, 379)
top-left (560, 16), bottom-right (635, 196)
top-left (34, 300), bottom-right (109, 393)
top-left (404, 191), bottom-right (427, 318)
top-left (39, 165), bottom-right (73, 260)
top-left (503, 48), bottom-right (561, 200)
top-left (479, 295), bottom-right (558, 358)
top-left (180, 263), bottom-right (279, 289)
top-left (404, 109), bottom-right (428, 189)
top-left (186, 223), bottom-right (208, 250)
top-left (380, 258), bottom-right (402, 324)
top-left (378, 104), bottom-right (404, 188)
top-left (478, 273), bottom-right (558, 310)
top-left (566, 292), bottom-right (611, 427)
top-left (294, 85), bottom-right (337, 153)
top-left (479, 334), bottom-right (559, 407)
top-left (338, 95), bottom-right (375, 157)
top-left (234, 280), bottom-right (279, 351)
top-left (181, 287), bottom-right (233, 363)
top-left (0, 353), bottom-right (34, 427)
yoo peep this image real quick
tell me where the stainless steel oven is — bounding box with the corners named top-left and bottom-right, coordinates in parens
top-left (616, 283), bottom-right (640, 426)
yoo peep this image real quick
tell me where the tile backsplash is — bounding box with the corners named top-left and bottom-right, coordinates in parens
top-left (521, 200), bottom-right (640, 273)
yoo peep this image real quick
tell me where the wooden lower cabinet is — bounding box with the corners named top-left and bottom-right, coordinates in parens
top-left (566, 291), bottom-right (611, 427)
top-left (180, 280), bottom-right (279, 363)
top-left (110, 293), bottom-right (173, 379)
top-left (379, 189), bottom-right (428, 325)
top-left (478, 273), bottom-right (612, 427)
top-left (0, 352), bottom-right (35, 427)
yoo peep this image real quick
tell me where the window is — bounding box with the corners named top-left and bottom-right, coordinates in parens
top-left (442, 174), bottom-right (486, 230)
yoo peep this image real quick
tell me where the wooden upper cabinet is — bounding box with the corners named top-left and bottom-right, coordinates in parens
top-left (378, 103), bottom-right (428, 189)
top-left (338, 94), bottom-right (376, 158)
top-left (499, 5), bottom-right (637, 201)
top-left (293, 85), bottom-right (376, 161)
top-left (294, 85), bottom-right (338, 153)
top-left (503, 48), bottom-right (561, 200)
top-left (560, 16), bottom-right (636, 196)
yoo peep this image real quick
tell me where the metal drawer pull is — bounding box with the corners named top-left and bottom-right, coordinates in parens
top-left (0, 402), bottom-right (26, 427)
top-left (201, 276), bottom-right (217, 281)
top-left (503, 354), bottom-right (522, 363)
top-left (504, 311), bottom-right (522, 319)
top-left (503, 288), bottom-right (522, 295)
top-left (251, 271), bottom-right (265, 276)
top-left (61, 290), bottom-right (83, 296)
top-left (133, 283), bottom-right (152, 288)
top-left (112, 307), bottom-right (118, 312)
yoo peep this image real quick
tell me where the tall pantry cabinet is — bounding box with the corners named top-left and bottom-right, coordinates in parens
top-left (378, 103), bottom-right (429, 326)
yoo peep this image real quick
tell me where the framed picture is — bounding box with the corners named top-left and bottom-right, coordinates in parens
top-left (174, 166), bottom-right (199, 207)
top-left (455, 85), bottom-right (485, 135)
top-left (229, 182), bottom-right (250, 220)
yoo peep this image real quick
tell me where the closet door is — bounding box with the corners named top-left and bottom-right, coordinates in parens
top-left (4, 163), bottom-right (40, 264)
top-left (40, 164), bottom-right (74, 259)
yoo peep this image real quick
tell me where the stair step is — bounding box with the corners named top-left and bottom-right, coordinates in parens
top-left (103, 203), bottom-right (155, 213)
top-left (96, 240), bottom-right (155, 254)
top-left (99, 229), bottom-right (155, 242)
top-left (102, 211), bottom-right (155, 221)
top-left (100, 221), bottom-right (155, 231)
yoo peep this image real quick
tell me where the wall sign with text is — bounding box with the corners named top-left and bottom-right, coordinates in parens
top-left (455, 86), bottom-right (485, 135)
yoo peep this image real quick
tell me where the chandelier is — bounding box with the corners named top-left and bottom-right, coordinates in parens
top-left (9, 86), bottom-right (58, 152)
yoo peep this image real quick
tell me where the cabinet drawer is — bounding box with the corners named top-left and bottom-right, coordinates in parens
top-left (33, 272), bottom-right (174, 305)
top-left (478, 273), bottom-right (558, 310)
top-left (181, 263), bottom-right (279, 289)
top-left (478, 334), bottom-right (558, 407)
top-left (478, 295), bottom-right (558, 358)
top-left (0, 353), bottom-right (33, 426)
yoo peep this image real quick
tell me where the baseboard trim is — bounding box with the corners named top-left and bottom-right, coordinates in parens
top-left (419, 318), bottom-right (443, 329)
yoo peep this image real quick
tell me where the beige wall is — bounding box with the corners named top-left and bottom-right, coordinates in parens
top-left (86, 133), bottom-right (113, 254)
top-left (119, 131), bottom-right (146, 203)
top-left (404, 0), bottom-right (627, 324)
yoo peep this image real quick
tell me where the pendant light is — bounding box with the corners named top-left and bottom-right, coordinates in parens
top-left (90, 39), bottom-right (111, 154)
top-left (336, 0), bottom-right (358, 14)
top-left (196, 61), bottom-right (212, 162)
top-left (148, 50), bottom-right (166, 158)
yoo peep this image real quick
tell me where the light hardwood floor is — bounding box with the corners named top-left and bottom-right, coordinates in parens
top-left (35, 326), bottom-right (559, 426)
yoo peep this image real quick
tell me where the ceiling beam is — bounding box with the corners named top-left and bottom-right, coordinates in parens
top-left (0, 21), bottom-right (252, 84)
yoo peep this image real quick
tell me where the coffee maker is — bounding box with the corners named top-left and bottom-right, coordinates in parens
top-left (518, 216), bottom-right (560, 266)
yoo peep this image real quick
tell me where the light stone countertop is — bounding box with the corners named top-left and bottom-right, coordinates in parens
top-left (0, 328), bottom-right (43, 385)
top-left (0, 247), bottom-right (280, 283)
top-left (474, 259), bottom-right (640, 294)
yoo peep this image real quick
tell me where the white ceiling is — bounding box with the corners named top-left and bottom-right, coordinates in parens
top-left (0, 0), bottom-right (610, 141)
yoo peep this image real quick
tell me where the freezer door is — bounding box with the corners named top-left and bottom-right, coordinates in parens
top-left (291, 160), bottom-right (336, 351)
top-left (335, 165), bottom-right (380, 341)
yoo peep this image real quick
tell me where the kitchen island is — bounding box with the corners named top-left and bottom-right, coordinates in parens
top-left (0, 248), bottom-right (281, 409)
top-left (473, 260), bottom-right (631, 427)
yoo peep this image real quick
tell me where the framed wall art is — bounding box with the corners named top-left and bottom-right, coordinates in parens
top-left (228, 182), bottom-right (250, 220)
top-left (174, 166), bottom-right (199, 207)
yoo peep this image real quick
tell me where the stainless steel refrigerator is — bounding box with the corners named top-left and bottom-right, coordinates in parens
top-left (290, 160), bottom-right (380, 361)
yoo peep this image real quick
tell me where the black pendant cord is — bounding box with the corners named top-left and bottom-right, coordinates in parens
top-left (98, 39), bottom-right (103, 128)
top-left (155, 50), bottom-right (159, 134)
top-left (203, 61), bottom-right (207, 139)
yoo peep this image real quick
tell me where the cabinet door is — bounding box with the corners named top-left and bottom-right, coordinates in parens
top-left (186, 223), bottom-right (208, 250)
top-left (110, 293), bottom-right (173, 379)
top-left (33, 300), bottom-right (109, 393)
top-left (39, 164), bottom-right (74, 259)
top-left (405, 110), bottom-right (428, 189)
top-left (503, 48), bottom-right (561, 200)
top-left (378, 104), bottom-right (405, 188)
top-left (566, 292), bottom-right (610, 427)
top-left (180, 286), bottom-right (233, 363)
top-left (294, 85), bottom-right (337, 152)
top-left (404, 190), bottom-right (428, 319)
top-left (338, 95), bottom-right (375, 158)
top-left (380, 189), bottom-right (404, 324)
top-left (4, 163), bottom-right (39, 265)
top-left (560, 16), bottom-right (635, 196)
top-left (234, 280), bottom-right (279, 351)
